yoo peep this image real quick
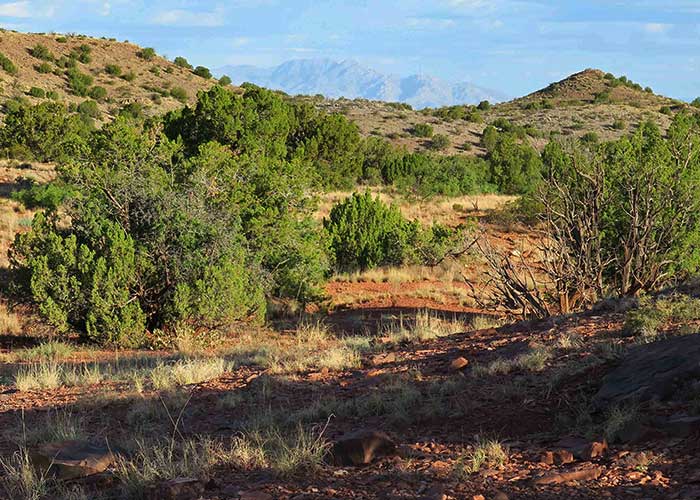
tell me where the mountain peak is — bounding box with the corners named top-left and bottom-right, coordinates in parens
top-left (217, 58), bottom-right (507, 108)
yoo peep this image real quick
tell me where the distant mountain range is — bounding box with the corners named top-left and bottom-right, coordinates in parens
top-left (216, 59), bottom-right (508, 109)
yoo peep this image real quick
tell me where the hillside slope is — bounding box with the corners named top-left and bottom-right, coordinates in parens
top-left (309, 68), bottom-right (684, 156)
top-left (0, 30), bottom-right (219, 120)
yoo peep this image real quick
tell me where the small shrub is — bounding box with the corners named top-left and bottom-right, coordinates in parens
top-left (0, 52), bottom-right (17, 75)
top-left (105, 63), bottom-right (121, 76)
top-left (411, 123), bottom-right (434, 137)
top-left (149, 358), bottom-right (229, 390)
top-left (173, 56), bottom-right (192, 69)
top-left (581, 131), bottom-right (599, 144)
top-left (66, 67), bottom-right (94, 96)
top-left (477, 100), bottom-right (491, 111)
top-left (88, 85), bottom-right (107, 100)
top-left (324, 192), bottom-right (419, 270)
top-left (28, 87), bottom-right (45, 98)
top-left (170, 86), bottom-right (188, 102)
top-left (612, 118), bottom-right (626, 130)
top-left (77, 99), bottom-right (100, 118)
top-left (35, 61), bottom-right (52, 74)
top-left (218, 75), bottom-right (232, 86)
top-left (29, 43), bottom-right (53, 61)
top-left (15, 341), bottom-right (75, 362)
top-left (14, 363), bottom-right (63, 391)
top-left (454, 436), bottom-right (508, 477)
top-left (138, 47), bottom-right (156, 61)
top-left (193, 66), bottom-right (212, 79)
top-left (429, 134), bottom-right (450, 151)
top-left (121, 70), bottom-right (136, 82)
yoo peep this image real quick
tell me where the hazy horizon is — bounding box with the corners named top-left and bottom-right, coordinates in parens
top-left (1, 1), bottom-right (699, 100)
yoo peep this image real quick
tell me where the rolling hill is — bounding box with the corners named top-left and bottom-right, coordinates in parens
top-left (0, 30), bottom-right (218, 120)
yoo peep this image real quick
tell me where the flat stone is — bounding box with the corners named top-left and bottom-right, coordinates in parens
top-left (532, 466), bottom-right (603, 485)
top-left (593, 334), bottom-right (700, 408)
top-left (30, 440), bottom-right (119, 480)
top-left (371, 352), bottom-right (397, 366)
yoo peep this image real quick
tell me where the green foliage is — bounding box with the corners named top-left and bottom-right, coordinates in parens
top-left (170, 86), bottom-right (188, 102)
top-left (428, 133), bottom-right (450, 151)
top-left (324, 192), bottom-right (420, 270)
top-left (29, 43), bottom-right (53, 61)
top-left (12, 181), bottom-right (73, 211)
top-left (65, 67), bottom-right (94, 96)
top-left (612, 118), bottom-right (626, 130)
top-left (88, 85), bottom-right (107, 101)
top-left (297, 112), bottom-right (365, 189)
top-left (138, 47), bottom-right (156, 60)
top-left (28, 87), bottom-right (45, 98)
top-left (412, 123), bottom-right (434, 137)
top-left (485, 128), bottom-right (542, 194)
top-left (121, 70), bottom-right (136, 82)
top-left (71, 44), bottom-right (92, 64)
top-left (581, 131), bottom-right (599, 144)
top-left (174, 56), bottom-right (192, 69)
top-left (77, 100), bottom-right (100, 118)
top-left (35, 61), bottom-right (52, 74)
top-left (0, 52), bottom-right (17, 75)
top-left (477, 100), bottom-right (491, 111)
top-left (193, 66), bottom-right (212, 79)
top-left (0, 101), bottom-right (90, 162)
top-left (105, 63), bottom-right (121, 76)
top-left (218, 75), bottom-right (232, 86)
top-left (10, 90), bottom-right (336, 345)
top-left (324, 192), bottom-right (464, 271)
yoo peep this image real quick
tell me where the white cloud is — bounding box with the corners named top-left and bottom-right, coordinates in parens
top-left (406, 17), bottom-right (456, 29)
top-left (0, 1), bottom-right (31, 18)
top-left (231, 36), bottom-right (250, 47)
top-left (153, 8), bottom-right (225, 27)
top-left (643, 22), bottom-right (671, 34)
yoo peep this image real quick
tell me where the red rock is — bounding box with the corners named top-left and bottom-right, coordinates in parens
top-left (532, 466), bottom-right (603, 485)
top-left (472, 495), bottom-right (485, 500)
top-left (450, 356), bottom-right (469, 371)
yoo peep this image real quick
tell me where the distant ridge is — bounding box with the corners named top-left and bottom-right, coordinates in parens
top-left (217, 58), bottom-right (508, 109)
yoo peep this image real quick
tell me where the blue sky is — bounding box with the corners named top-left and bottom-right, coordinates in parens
top-left (1, 0), bottom-right (699, 100)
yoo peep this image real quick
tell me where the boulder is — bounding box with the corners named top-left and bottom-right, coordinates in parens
top-left (30, 440), bottom-right (119, 480)
top-left (593, 334), bottom-right (700, 409)
top-left (450, 357), bottom-right (469, 371)
top-left (329, 430), bottom-right (397, 466)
